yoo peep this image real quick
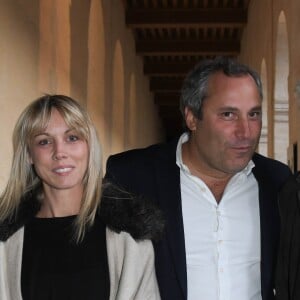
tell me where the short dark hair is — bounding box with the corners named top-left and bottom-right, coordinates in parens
top-left (180, 56), bottom-right (263, 128)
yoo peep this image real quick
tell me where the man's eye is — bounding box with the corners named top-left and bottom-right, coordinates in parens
top-left (249, 111), bottom-right (262, 119)
top-left (221, 112), bottom-right (235, 120)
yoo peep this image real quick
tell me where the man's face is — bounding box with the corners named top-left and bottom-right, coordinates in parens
top-left (185, 72), bottom-right (262, 178)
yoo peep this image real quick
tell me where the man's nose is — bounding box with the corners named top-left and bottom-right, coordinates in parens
top-left (235, 118), bottom-right (251, 138)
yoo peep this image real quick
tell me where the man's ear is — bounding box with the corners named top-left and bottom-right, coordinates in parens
top-left (184, 107), bottom-right (197, 131)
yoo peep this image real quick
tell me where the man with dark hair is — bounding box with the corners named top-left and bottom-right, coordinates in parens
top-left (105, 57), bottom-right (291, 300)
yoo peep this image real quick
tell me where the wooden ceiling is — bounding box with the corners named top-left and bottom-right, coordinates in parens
top-left (123, 0), bottom-right (251, 140)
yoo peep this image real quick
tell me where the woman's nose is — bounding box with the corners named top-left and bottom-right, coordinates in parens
top-left (52, 141), bottom-right (67, 160)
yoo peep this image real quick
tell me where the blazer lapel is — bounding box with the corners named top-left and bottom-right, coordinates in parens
top-left (154, 140), bottom-right (187, 299)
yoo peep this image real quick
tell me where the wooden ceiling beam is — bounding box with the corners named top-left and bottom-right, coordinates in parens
top-left (144, 61), bottom-right (198, 76)
top-left (126, 8), bottom-right (247, 28)
top-left (150, 77), bottom-right (184, 91)
top-left (136, 40), bottom-right (240, 56)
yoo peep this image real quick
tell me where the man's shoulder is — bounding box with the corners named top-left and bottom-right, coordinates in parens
top-left (252, 152), bottom-right (292, 183)
top-left (107, 138), bottom-right (178, 166)
top-left (253, 152), bottom-right (290, 170)
top-left (105, 138), bottom-right (179, 191)
top-left (109, 143), bottom-right (162, 160)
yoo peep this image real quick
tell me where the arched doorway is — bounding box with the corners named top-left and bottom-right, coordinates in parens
top-left (274, 11), bottom-right (289, 163)
top-left (259, 58), bottom-right (268, 156)
top-left (111, 40), bottom-right (125, 154)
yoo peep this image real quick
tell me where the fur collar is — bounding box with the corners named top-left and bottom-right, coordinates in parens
top-left (0, 182), bottom-right (165, 242)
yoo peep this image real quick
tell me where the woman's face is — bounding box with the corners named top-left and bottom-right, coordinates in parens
top-left (29, 108), bottom-right (89, 195)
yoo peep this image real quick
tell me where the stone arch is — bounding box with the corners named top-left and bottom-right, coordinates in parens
top-left (87, 0), bottom-right (108, 161)
top-left (70, 0), bottom-right (90, 103)
top-left (127, 73), bottom-right (137, 149)
top-left (258, 58), bottom-right (268, 156)
top-left (111, 40), bottom-right (125, 154)
top-left (274, 11), bottom-right (289, 163)
top-left (39, 0), bottom-right (71, 94)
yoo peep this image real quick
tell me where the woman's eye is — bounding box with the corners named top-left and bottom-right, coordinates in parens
top-left (68, 135), bottom-right (79, 142)
top-left (38, 139), bottom-right (51, 146)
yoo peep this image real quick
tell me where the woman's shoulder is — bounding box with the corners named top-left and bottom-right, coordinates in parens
top-left (106, 228), bottom-right (153, 250)
top-left (105, 228), bottom-right (155, 265)
top-left (99, 181), bottom-right (165, 242)
top-left (0, 193), bottom-right (40, 242)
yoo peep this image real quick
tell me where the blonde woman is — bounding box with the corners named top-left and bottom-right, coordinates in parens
top-left (0, 95), bottom-right (163, 300)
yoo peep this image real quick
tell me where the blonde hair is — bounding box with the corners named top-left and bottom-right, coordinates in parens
top-left (0, 95), bottom-right (102, 242)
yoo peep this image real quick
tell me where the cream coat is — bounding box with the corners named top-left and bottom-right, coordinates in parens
top-left (0, 226), bottom-right (161, 300)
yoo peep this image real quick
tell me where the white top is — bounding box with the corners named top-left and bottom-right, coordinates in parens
top-left (176, 133), bottom-right (262, 300)
top-left (0, 228), bottom-right (160, 300)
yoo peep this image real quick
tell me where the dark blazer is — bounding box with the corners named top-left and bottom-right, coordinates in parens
top-left (105, 138), bottom-right (291, 300)
top-left (276, 172), bottom-right (300, 300)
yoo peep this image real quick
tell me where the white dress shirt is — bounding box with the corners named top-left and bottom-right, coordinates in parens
top-left (176, 133), bottom-right (262, 300)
